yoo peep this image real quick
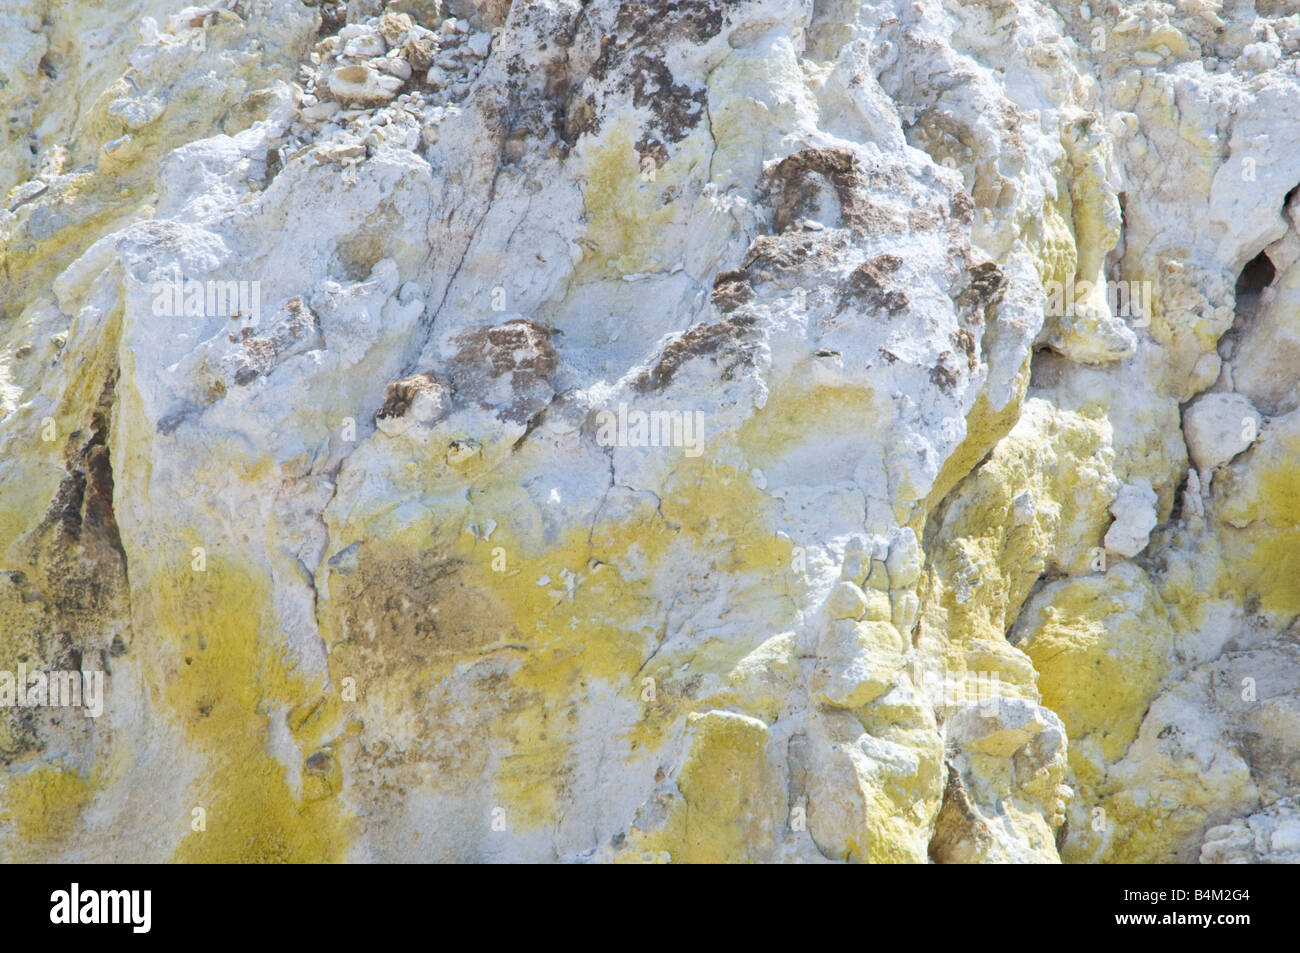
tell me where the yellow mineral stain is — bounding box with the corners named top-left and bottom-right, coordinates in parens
top-left (670, 710), bottom-right (777, 863)
top-left (1215, 427), bottom-right (1300, 615)
top-left (1020, 569), bottom-right (1173, 770)
top-left (920, 361), bottom-right (1030, 526)
top-left (321, 450), bottom-right (794, 838)
top-left (577, 121), bottom-right (706, 278)
top-left (154, 559), bottom-right (349, 863)
top-left (475, 456), bottom-right (794, 830)
top-left (920, 400), bottom-right (1115, 656)
top-left (738, 382), bottom-right (883, 469)
top-left (0, 763), bottom-right (94, 849)
top-left (1028, 191), bottom-right (1078, 292)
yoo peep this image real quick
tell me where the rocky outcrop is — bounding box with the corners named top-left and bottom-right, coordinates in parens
top-left (2, 0), bottom-right (1300, 863)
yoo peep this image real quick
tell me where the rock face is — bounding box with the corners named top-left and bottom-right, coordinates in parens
top-left (2, 0), bottom-right (1300, 864)
top-left (1184, 391), bottom-right (1260, 471)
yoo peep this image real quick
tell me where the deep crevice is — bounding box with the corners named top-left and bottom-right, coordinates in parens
top-left (1218, 249), bottom-right (1276, 365)
top-left (1236, 250), bottom-right (1276, 310)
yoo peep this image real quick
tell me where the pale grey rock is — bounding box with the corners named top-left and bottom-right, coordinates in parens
top-left (3, 0), bottom-right (1300, 867)
top-left (1105, 480), bottom-right (1158, 559)
top-left (1184, 392), bottom-right (1261, 471)
top-left (1201, 798), bottom-right (1300, 863)
top-left (327, 63), bottom-right (404, 104)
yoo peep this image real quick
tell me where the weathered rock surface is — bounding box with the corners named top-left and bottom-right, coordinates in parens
top-left (3, 0), bottom-right (1300, 863)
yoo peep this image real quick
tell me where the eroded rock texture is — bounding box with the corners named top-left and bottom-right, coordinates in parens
top-left (2, 0), bottom-right (1300, 863)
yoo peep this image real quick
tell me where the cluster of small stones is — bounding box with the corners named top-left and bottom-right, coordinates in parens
top-left (285, 9), bottom-right (494, 170)
top-left (1070, 1), bottom-right (1300, 73)
top-left (4, 144), bottom-right (69, 213)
